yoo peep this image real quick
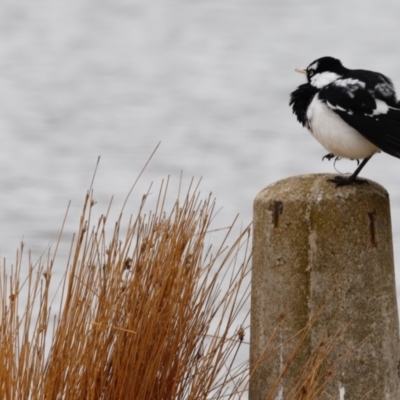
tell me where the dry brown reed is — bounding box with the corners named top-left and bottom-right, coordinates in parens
top-left (0, 168), bottom-right (252, 399)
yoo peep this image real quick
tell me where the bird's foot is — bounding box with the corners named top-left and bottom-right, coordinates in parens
top-left (322, 153), bottom-right (335, 161)
top-left (328, 175), bottom-right (369, 187)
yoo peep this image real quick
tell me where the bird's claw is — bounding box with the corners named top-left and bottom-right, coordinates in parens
top-left (328, 175), bottom-right (369, 187)
top-left (322, 153), bottom-right (335, 161)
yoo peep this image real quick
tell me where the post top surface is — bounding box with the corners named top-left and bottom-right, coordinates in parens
top-left (256, 173), bottom-right (388, 203)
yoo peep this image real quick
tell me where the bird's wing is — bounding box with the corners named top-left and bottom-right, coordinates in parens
top-left (319, 79), bottom-right (400, 158)
top-left (350, 69), bottom-right (397, 104)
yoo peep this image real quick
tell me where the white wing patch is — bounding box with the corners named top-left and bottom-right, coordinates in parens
top-left (331, 78), bottom-right (366, 99)
top-left (372, 99), bottom-right (390, 115)
top-left (326, 101), bottom-right (347, 112)
top-left (334, 78), bottom-right (366, 88)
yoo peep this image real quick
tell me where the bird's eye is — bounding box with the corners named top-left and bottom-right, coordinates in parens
top-left (308, 70), bottom-right (314, 77)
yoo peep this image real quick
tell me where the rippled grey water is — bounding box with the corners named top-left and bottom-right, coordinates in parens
top-left (2, 1), bottom-right (400, 396)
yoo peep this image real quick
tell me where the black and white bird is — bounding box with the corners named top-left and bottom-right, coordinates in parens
top-left (290, 56), bottom-right (400, 186)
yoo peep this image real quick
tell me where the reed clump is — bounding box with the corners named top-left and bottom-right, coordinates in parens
top-left (0, 175), bottom-right (251, 399)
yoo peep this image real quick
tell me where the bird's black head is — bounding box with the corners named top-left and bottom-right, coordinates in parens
top-left (298, 56), bottom-right (347, 88)
top-left (307, 56), bottom-right (344, 75)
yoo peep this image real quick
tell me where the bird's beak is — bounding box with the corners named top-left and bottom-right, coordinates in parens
top-left (295, 68), bottom-right (307, 74)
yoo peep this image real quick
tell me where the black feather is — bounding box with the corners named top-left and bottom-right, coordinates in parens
top-left (289, 84), bottom-right (318, 128)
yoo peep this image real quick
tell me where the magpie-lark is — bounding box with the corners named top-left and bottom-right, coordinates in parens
top-left (290, 56), bottom-right (400, 186)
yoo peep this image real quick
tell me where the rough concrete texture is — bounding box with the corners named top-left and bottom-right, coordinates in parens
top-left (250, 174), bottom-right (400, 400)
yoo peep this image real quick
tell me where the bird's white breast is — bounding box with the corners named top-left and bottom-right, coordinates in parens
top-left (306, 95), bottom-right (380, 159)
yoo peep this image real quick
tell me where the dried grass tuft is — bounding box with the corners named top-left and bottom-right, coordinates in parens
top-left (0, 169), bottom-right (251, 399)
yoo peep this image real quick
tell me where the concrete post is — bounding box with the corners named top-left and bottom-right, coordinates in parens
top-left (250, 174), bottom-right (400, 400)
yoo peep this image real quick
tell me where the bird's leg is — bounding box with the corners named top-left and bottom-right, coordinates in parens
top-left (333, 157), bottom-right (341, 172)
top-left (322, 153), bottom-right (335, 161)
top-left (328, 156), bottom-right (372, 187)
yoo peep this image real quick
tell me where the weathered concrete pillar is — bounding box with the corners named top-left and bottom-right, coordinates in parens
top-left (250, 174), bottom-right (400, 400)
